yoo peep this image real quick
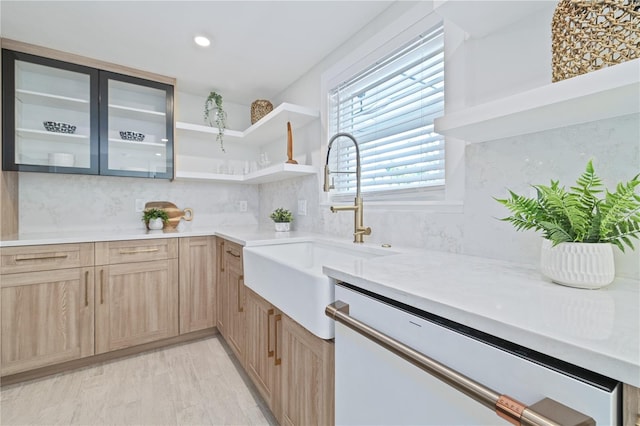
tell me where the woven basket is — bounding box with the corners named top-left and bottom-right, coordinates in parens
top-left (251, 100), bottom-right (273, 124)
top-left (551, 0), bottom-right (640, 82)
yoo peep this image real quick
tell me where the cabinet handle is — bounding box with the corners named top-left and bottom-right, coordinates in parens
top-left (119, 248), bottom-right (159, 254)
top-left (15, 254), bottom-right (68, 262)
top-left (226, 249), bottom-right (241, 258)
top-left (267, 308), bottom-right (275, 358)
top-left (274, 314), bottom-right (282, 366)
top-left (100, 269), bottom-right (104, 304)
top-left (237, 275), bottom-right (244, 313)
top-left (84, 270), bottom-right (89, 307)
top-left (220, 242), bottom-right (225, 272)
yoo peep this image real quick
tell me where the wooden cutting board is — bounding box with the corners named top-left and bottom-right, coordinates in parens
top-left (144, 201), bottom-right (193, 229)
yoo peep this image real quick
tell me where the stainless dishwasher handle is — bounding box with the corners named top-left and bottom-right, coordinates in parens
top-left (326, 301), bottom-right (595, 426)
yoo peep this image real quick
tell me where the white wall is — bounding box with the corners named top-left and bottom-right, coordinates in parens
top-left (259, 1), bottom-right (640, 279)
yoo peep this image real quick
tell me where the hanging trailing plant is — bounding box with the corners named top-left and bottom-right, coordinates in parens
top-left (495, 160), bottom-right (640, 252)
top-left (204, 91), bottom-right (227, 152)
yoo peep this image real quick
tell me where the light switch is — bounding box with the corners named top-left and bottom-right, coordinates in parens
top-left (135, 199), bottom-right (145, 212)
top-left (298, 200), bottom-right (307, 216)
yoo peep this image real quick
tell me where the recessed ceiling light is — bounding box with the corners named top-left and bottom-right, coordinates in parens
top-left (194, 36), bottom-right (210, 47)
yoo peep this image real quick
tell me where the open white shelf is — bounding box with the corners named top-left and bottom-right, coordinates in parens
top-left (177, 122), bottom-right (243, 138)
top-left (176, 102), bottom-right (319, 147)
top-left (174, 102), bottom-right (319, 183)
top-left (434, 59), bottom-right (640, 143)
top-left (174, 162), bottom-right (317, 184)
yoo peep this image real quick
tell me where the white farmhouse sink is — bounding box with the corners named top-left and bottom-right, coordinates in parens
top-left (243, 240), bottom-right (396, 339)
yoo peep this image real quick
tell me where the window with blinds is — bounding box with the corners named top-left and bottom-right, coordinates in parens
top-left (328, 23), bottom-right (445, 197)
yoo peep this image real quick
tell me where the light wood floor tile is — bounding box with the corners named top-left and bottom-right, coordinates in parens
top-left (0, 336), bottom-right (278, 426)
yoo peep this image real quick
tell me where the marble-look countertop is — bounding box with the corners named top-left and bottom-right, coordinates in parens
top-left (3, 226), bottom-right (638, 387)
top-left (0, 225), bottom-right (319, 248)
top-left (323, 250), bottom-right (640, 387)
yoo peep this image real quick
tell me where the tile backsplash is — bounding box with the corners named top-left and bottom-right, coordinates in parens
top-left (259, 114), bottom-right (640, 279)
top-left (19, 173), bottom-right (259, 233)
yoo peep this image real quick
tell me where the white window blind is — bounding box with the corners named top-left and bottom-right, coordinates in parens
top-left (328, 23), bottom-right (445, 196)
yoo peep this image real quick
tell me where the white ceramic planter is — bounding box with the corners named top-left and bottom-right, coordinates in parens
top-left (148, 218), bottom-right (164, 230)
top-left (540, 239), bottom-right (615, 289)
top-left (274, 222), bottom-right (291, 232)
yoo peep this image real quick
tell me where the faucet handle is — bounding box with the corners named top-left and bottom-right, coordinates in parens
top-left (356, 227), bottom-right (372, 236)
top-left (323, 165), bottom-right (331, 192)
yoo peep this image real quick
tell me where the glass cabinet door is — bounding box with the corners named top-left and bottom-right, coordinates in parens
top-left (2, 50), bottom-right (99, 173)
top-left (99, 72), bottom-right (173, 179)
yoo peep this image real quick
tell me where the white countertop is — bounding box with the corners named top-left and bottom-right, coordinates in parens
top-left (0, 225), bottom-right (320, 248)
top-left (322, 250), bottom-right (640, 387)
top-left (3, 227), bottom-right (638, 387)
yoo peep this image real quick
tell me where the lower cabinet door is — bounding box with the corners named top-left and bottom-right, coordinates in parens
top-left (1, 268), bottom-right (94, 376)
top-left (225, 260), bottom-right (246, 365)
top-left (246, 289), bottom-right (281, 419)
top-left (281, 314), bottom-right (335, 426)
top-left (179, 237), bottom-right (215, 334)
top-left (215, 238), bottom-right (226, 336)
top-left (95, 259), bottom-right (178, 354)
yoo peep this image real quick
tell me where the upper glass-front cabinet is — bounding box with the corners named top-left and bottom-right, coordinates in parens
top-left (2, 49), bottom-right (174, 179)
top-left (2, 50), bottom-right (99, 173)
top-left (100, 72), bottom-right (173, 178)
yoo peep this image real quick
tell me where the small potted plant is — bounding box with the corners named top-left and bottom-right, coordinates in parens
top-left (204, 91), bottom-right (227, 152)
top-left (142, 208), bottom-right (169, 231)
top-left (270, 207), bottom-right (294, 232)
top-left (495, 160), bottom-right (640, 289)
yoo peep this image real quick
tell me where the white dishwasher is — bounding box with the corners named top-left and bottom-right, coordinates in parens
top-left (330, 283), bottom-right (620, 426)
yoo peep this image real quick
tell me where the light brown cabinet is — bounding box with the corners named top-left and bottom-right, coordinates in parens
top-left (215, 237), bottom-right (226, 334)
top-left (179, 237), bottom-right (215, 334)
top-left (281, 313), bottom-right (335, 426)
top-left (0, 244), bottom-right (95, 376)
top-left (218, 237), bottom-right (334, 426)
top-left (1, 243), bottom-right (94, 274)
top-left (94, 239), bottom-right (179, 354)
top-left (220, 240), bottom-right (246, 365)
top-left (246, 288), bottom-right (282, 420)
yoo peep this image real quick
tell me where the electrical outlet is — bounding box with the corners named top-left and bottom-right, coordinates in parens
top-left (135, 199), bottom-right (145, 212)
top-left (238, 200), bottom-right (248, 212)
top-left (298, 200), bottom-right (307, 216)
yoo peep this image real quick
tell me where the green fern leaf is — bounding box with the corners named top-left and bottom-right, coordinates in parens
top-left (600, 179), bottom-right (640, 241)
top-left (496, 161), bottom-right (640, 251)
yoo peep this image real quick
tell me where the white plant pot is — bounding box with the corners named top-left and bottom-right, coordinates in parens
top-left (274, 222), bottom-right (290, 232)
top-left (540, 239), bottom-right (615, 289)
top-left (148, 218), bottom-right (164, 230)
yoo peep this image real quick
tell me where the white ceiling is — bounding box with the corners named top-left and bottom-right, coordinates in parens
top-left (0, 1), bottom-right (394, 104)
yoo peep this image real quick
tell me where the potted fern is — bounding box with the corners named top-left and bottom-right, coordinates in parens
top-left (496, 160), bottom-right (640, 289)
top-left (204, 91), bottom-right (227, 152)
top-left (270, 207), bottom-right (293, 232)
top-left (142, 208), bottom-right (169, 230)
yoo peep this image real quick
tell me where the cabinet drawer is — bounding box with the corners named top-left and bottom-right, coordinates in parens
top-left (95, 239), bottom-right (178, 265)
top-left (1, 243), bottom-right (94, 274)
top-left (223, 240), bottom-right (243, 267)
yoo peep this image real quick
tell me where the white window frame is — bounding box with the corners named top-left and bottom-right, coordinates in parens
top-left (320, 3), bottom-right (465, 209)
